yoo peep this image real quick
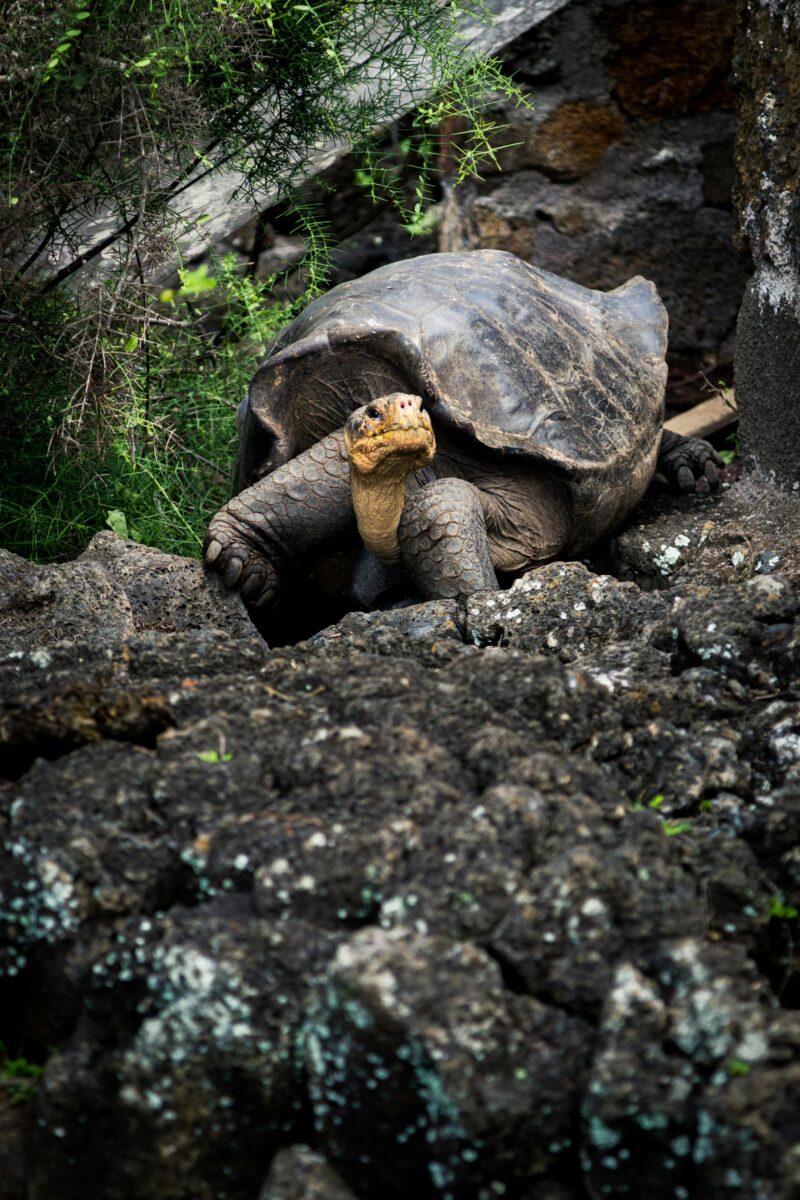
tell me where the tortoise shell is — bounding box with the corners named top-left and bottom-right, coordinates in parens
top-left (236, 249), bottom-right (667, 490)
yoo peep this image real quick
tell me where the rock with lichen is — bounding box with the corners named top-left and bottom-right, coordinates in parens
top-left (259, 1145), bottom-right (360, 1200)
top-left (1, 480), bottom-right (800, 1200)
top-left (734, 0), bottom-right (800, 485)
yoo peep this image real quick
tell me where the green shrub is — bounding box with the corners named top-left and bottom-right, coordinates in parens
top-left (0, 256), bottom-right (298, 559)
top-left (1, 1), bottom-right (521, 561)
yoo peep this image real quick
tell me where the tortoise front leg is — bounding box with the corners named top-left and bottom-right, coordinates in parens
top-left (204, 430), bottom-right (354, 607)
top-left (397, 478), bottom-right (498, 599)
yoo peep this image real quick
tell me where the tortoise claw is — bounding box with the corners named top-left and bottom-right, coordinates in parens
top-left (703, 458), bottom-right (720, 489)
top-left (657, 433), bottom-right (724, 495)
top-left (240, 565), bottom-right (266, 602)
top-left (676, 464), bottom-right (696, 493)
top-left (204, 537), bottom-right (223, 564)
top-left (248, 579), bottom-right (277, 609)
top-left (223, 555), bottom-right (245, 588)
top-left (204, 513), bottom-right (280, 608)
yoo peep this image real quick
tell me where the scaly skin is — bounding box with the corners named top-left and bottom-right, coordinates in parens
top-left (204, 431), bottom-right (354, 607)
top-left (344, 394), bottom-right (499, 597)
top-left (344, 393), bottom-right (435, 567)
top-left (205, 397), bottom-right (724, 608)
top-left (656, 430), bottom-right (723, 492)
top-left (398, 477), bottom-right (498, 598)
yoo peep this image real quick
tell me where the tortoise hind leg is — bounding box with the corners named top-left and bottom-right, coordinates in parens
top-left (656, 429), bottom-right (723, 493)
top-left (398, 478), bottom-right (498, 599)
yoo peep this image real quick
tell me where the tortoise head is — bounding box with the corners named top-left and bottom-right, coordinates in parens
top-left (343, 393), bottom-right (435, 479)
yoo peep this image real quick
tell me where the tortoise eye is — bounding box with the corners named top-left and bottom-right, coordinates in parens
top-left (366, 406), bottom-right (381, 420)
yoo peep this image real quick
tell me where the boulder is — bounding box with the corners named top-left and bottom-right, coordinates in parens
top-left (734, 0), bottom-right (800, 485)
top-left (305, 927), bottom-right (592, 1199)
top-left (260, 1146), bottom-right (360, 1200)
top-left (464, 562), bottom-right (669, 661)
top-left (79, 530), bottom-right (256, 639)
top-left (582, 941), bottom-right (800, 1199)
top-left (609, 477), bottom-right (800, 591)
top-left (0, 551), bottom-right (135, 656)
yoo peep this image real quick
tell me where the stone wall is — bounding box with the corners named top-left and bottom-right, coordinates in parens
top-left (440, 0), bottom-right (750, 368)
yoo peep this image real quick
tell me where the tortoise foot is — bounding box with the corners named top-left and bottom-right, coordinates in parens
top-left (656, 431), bottom-right (723, 493)
top-left (204, 511), bottom-right (280, 608)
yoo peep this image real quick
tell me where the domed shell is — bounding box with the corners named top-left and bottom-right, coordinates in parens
top-left (239, 250), bottom-right (667, 488)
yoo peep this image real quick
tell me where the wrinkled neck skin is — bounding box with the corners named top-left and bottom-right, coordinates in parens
top-left (344, 391), bottom-right (436, 568)
top-left (349, 465), bottom-right (410, 568)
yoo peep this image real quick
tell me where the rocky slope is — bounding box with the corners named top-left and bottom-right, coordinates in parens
top-left (1, 480), bottom-right (799, 1200)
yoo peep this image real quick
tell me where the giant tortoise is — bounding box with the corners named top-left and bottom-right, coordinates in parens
top-left (204, 250), bottom-right (719, 610)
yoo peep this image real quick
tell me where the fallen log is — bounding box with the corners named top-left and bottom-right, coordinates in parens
top-left (664, 390), bottom-right (737, 439)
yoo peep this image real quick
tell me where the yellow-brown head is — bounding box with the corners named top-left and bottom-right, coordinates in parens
top-left (343, 393), bottom-right (435, 480)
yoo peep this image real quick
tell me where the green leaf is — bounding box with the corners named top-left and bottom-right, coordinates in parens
top-left (647, 793), bottom-right (665, 809)
top-left (768, 894), bottom-right (798, 920)
top-left (177, 263), bottom-right (217, 295)
top-left (196, 749), bottom-right (233, 763)
top-left (105, 509), bottom-right (129, 538)
top-left (0, 1047), bottom-right (44, 1105)
top-left (403, 206), bottom-right (439, 236)
top-left (727, 1058), bottom-right (750, 1077)
top-left (662, 820), bottom-right (693, 837)
top-left (1, 1057), bottom-right (44, 1081)
top-left (124, 334), bottom-right (139, 352)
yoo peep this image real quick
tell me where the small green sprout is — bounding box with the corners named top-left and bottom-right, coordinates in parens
top-left (768, 894), bottom-right (798, 920)
top-left (631, 792), bottom-right (666, 813)
top-left (718, 431), bottom-right (740, 467)
top-left (662, 820), bottom-right (693, 837)
top-left (727, 1058), bottom-right (750, 1077)
top-left (196, 749), bottom-right (233, 764)
top-left (0, 1041), bottom-right (45, 1104)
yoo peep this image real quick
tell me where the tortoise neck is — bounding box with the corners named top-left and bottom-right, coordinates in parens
top-left (349, 468), bottom-right (407, 568)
